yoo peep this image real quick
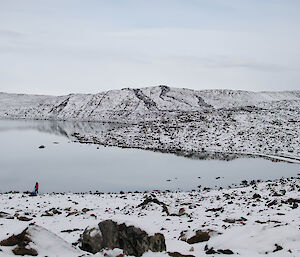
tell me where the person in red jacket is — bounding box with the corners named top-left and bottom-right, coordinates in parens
top-left (35, 182), bottom-right (39, 194)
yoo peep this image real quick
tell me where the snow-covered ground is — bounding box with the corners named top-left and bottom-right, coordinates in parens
top-left (0, 177), bottom-right (299, 256)
top-left (1, 86), bottom-right (300, 162)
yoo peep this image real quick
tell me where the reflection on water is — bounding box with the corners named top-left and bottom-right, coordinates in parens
top-left (0, 119), bottom-right (299, 193)
top-left (0, 118), bottom-right (125, 138)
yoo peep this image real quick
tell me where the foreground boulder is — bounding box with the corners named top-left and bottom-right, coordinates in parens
top-left (180, 230), bottom-right (210, 244)
top-left (0, 225), bottom-right (81, 256)
top-left (81, 219), bottom-right (166, 256)
top-left (0, 227), bottom-right (38, 256)
top-left (187, 230), bottom-right (210, 244)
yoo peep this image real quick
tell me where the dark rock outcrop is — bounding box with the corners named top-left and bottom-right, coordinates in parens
top-left (17, 216), bottom-right (33, 221)
top-left (168, 252), bottom-right (195, 257)
top-left (205, 247), bottom-right (217, 254)
top-left (132, 89), bottom-right (158, 111)
top-left (0, 229), bottom-right (30, 247)
top-left (273, 244), bottom-right (283, 252)
top-left (12, 246), bottom-right (38, 256)
top-left (252, 193), bottom-right (261, 199)
top-left (204, 245), bottom-right (234, 255)
top-left (186, 230), bottom-right (210, 244)
top-left (81, 227), bottom-right (103, 253)
top-left (0, 228), bottom-right (38, 256)
top-left (81, 219), bottom-right (166, 256)
top-left (205, 207), bottom-right (223, 212)
top-left (137, 197), bottom-right (170, 215)
top-left (217, 249), bottom-right (234, 254)
top-left (0, 211), bottom-right (13, 219)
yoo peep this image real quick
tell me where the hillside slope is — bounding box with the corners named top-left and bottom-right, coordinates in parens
top-left (1, 86), bottom-right (300, 122)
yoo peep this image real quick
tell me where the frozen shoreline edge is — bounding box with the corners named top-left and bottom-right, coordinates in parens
top-left (0, 177), bottom-right (299, 257)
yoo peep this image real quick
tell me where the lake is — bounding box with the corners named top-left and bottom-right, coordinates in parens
top-left (0, 119), bottom-right (299, 193)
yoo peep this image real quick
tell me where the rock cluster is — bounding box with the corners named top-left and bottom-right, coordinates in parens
top-left (81, 219), bottom-right (166, 256)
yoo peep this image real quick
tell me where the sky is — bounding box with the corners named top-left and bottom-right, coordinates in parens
top-left (0, 0), bottom-right (299, 95)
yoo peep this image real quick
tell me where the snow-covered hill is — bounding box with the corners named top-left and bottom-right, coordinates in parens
top-left (1, 86), bottom-right (300, 122)
top-left (1, 86), bottom-right (300, 161)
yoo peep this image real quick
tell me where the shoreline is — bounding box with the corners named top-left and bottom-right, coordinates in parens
top-left (0, 118), bottom-right (300, 164)
top-left (72, 135), bottom-right (300, 164)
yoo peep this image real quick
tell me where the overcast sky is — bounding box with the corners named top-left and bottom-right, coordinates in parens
top-left (0, 0), bottom-right (299, 95)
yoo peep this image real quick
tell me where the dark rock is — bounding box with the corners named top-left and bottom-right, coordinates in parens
top-left (217, 249), bottom-right (234, 254)
top-left (0, 211), bottom-right (8, 218)
top-left (205, 247), bottom-right (217, 254)
top-left (0, 211), bottom-right (12, 219)
top-left (205, 207), bottom-right (223, 212)
top-left (168, 252), bottom-right (195, 257)
top-left (12, 246), bottom-right (38, 256)
top-left (0, 229), bottom-right (30, 246)
top-left (267, 200), bottom-right (277, 207)
top-left (0, 227), bottom-right (38, 256)
top-left (273, 244), bottom-right (283, 252)
top-left (137, 197), bottom-right (169, 215)
top-left (38, 145), bottom-right (45, 149)
top-left (255, 220), bottom-right (267, 224)
top-left (49, 208), bottom-right (62, 215)
top-left (66, 211), bottom-right (78, 217)
top-left (61, 228), bottom-right (82, 233)
top-left (287, 198), bottom-right (300, 204)
top-left (81, 227), bottom-right (102, 253)
top-left (82, 208), bottom-right (91, 213)
top-left (41, 211), bottom-right (53, 217)
top-left (223, 218), bottom-right (236, 224)
top-left (17, 216), bottom-right (33, 222)
top-left (170, 208), bottom-right (186, 217)
top-left (186, 230), bottom-right (210, 244)
top-left (241, 180), bottom-right (248, 185)
top-left (178, 208), bottom-right (186, 216)
top-left (291, 203), bottom-right (298, 209)
top-left (252, 193), bottom-right (261, 199)
top-left (223, 217), bottom-right (247, 224)
top-left (81, 219), bottom-right (166, 256)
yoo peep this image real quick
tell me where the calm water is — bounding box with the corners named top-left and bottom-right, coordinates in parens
top-left (0, 119), bottom-right (299, 193)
